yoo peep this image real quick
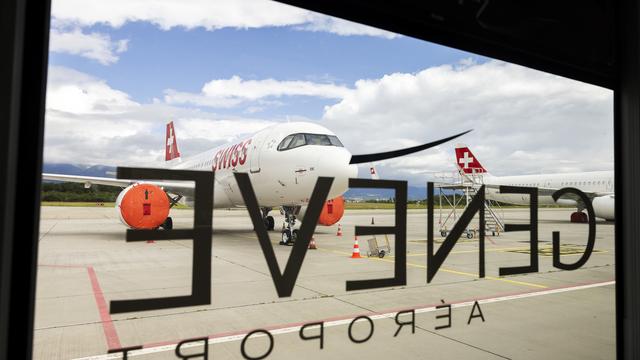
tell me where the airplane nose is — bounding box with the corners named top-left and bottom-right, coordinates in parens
top-left (315, 148), bottom-right (358, 199)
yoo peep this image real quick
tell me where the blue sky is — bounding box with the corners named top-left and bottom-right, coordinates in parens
top-left (45, 0), bottom-right (613, 184)
top-left (49, 22), bottom-right (481, 119)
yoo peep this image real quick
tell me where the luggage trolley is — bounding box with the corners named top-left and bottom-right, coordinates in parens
top-left (367, 234), bottom-right (391, 258)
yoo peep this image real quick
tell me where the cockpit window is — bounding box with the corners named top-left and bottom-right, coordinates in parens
top-left (328, 135), bottom-right (343, 147)
top-left (289, 134), bottom-right (306, 149)
top-left (277, 135), bottom-right (294, 150)
top-left (305, 134), bottom-right (332, 146)
top-left (277, 133), bottom-right (344, 151)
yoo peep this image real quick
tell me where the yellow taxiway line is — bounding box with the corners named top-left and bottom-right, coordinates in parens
top-left (317, 248), bottom-right (548, 289)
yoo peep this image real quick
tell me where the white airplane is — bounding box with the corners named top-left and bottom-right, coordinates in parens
top-left (43, 121), bottom-right (466, 244)
top-left (454, 144), bottom-right (615, 222)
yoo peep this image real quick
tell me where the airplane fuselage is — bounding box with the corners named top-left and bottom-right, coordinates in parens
top-left (479, 171), bottom-right (614, 206)
top-left (170, 122), bottom-right (357, 208)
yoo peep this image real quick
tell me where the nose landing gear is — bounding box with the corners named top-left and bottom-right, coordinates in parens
top-left (279, 206), bottom-right (300, 245)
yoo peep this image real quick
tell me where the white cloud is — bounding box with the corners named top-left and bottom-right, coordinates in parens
top-left (164, 76), bottom-right (352, 108)
top-left (321, 60), bottom-right (614, 184)
top-left (44, 61), bottom-right (614, 187)
top-left (49, 28), bottom-right (129, 65)
top-left (297, 14), bottom-right (398, 39)
top-left (44, 66), bottom-right (277, 165)
top-left (51, 0), bottom-right (397, 38)
top-left (46, 66), bottom-right (138, 114)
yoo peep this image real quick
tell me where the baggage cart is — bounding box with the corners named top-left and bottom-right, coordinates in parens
top-left (367, 235), bottom-right (391, 258)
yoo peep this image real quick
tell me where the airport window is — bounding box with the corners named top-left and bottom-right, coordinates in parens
top-left (36, 1), bottom-right (616, 359)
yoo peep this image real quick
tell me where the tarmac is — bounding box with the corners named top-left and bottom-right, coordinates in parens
top-left (34, 206), bottom-right (615, 359)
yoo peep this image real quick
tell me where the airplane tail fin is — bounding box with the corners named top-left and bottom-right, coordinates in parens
top-left (455, 144), bottom-right (489, 180)
top-left (165, 121), bottom-right (181, 161)
top-left (369, 163), bottom-right (380, 180)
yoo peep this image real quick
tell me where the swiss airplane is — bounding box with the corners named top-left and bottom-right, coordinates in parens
top-left (43, 121), bottom-right (466, 244)
top-left (454, 144), bottom-right (615, 222)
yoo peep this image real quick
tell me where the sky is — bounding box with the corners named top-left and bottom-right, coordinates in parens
top-left (45, 0), bottom-right (614, 186)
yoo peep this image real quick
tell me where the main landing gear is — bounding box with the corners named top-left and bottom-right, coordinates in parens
top-left (279, 206), bottom-right (300, 246)
top-left (261, 207), bottom-right (275, 231)
top-left (161, 216), bottom-right (173, 230)
top-left (161, 193), bottom-right (183, 230)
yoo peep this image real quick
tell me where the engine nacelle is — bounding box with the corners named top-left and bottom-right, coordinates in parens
top-left (297, 196), bottom-right (345, 226)
top-left (115, 183), bottom-right (170, 229)
top-left (592, 195), bottom-right (615, 221)
top-left (318, 196), bottom-right (345, 226)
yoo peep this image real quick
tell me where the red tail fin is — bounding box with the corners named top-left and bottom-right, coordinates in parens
top-left (455, 144), bottom-right (487, 174)
top-left (165, 121), bottom-right (181, 161)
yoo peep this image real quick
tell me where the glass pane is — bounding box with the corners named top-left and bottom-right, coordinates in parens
top-left (288, 133), bottom-right (306, 149)
top-left (305, 133), bottom-right (332, 146)
top-left (38, 0), bottom-right (614, 359)
top-left (328, 135), bottom-right (344, 147)
top-left (277, 135), bottom-right (294, 150)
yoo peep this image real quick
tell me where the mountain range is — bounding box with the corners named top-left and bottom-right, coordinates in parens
top-left (42, 163), bottom-right (429, 200)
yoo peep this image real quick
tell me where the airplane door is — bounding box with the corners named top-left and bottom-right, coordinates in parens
top-left (249, 130), bottom-right (273, 173)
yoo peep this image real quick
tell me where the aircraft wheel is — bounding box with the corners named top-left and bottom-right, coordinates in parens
top-left (161, 217), bottom-right (173, 230)
top-left (378, 250), bottom-right (386, 258)
top-left (281, 229), bottom-right (292, 245)
top-left (466, 232), bottom-right (473, 239)
top-left (266, 216), bottom-right (275, 230)
top-left (291, 229), bottom-right (299, 244)
top-left (440, 231), bottom-right (446, 237)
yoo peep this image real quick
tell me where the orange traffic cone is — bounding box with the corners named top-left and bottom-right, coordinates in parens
top-left (308, 237), bottom-right (317, 250)
top-left (351, 236), bottom-right (362, 258)
top-left (336, 224), bottom-right (343, 236)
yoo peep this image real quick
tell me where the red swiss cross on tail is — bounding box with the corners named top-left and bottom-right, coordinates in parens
top-left (165, 121), bottom-right (181, 161)
top-left (455, 143), bottom-right (487, 175)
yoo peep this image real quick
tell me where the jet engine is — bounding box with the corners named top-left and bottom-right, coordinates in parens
top-left (591, 195), bottom-right (615, 221)
top-left (318, 196), bottom-right (345, 226)
top-left (115, 183), bottom-right (170, 229)
top-left (296, 195), bottom-right (345, 226)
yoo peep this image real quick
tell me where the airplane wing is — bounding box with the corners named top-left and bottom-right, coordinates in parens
top-left (349, 130), bottom-right (471, 164)
top-left (42, 173), bottom-right (195, 196)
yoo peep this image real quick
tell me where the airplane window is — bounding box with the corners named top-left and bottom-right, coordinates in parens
top-left (277, 135), bottom-right (295, 150)
top-left (305, 134), bottom-right (332, 146)
top-left (288, 134), bottom-right (306, 149)
top-left (278, 133), bottom-right (344, 151)
top-left (328, 135), bottom-right (344, 147)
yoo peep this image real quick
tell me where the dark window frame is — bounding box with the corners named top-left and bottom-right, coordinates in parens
top-left (1, 0), bottom-right (639, 359)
